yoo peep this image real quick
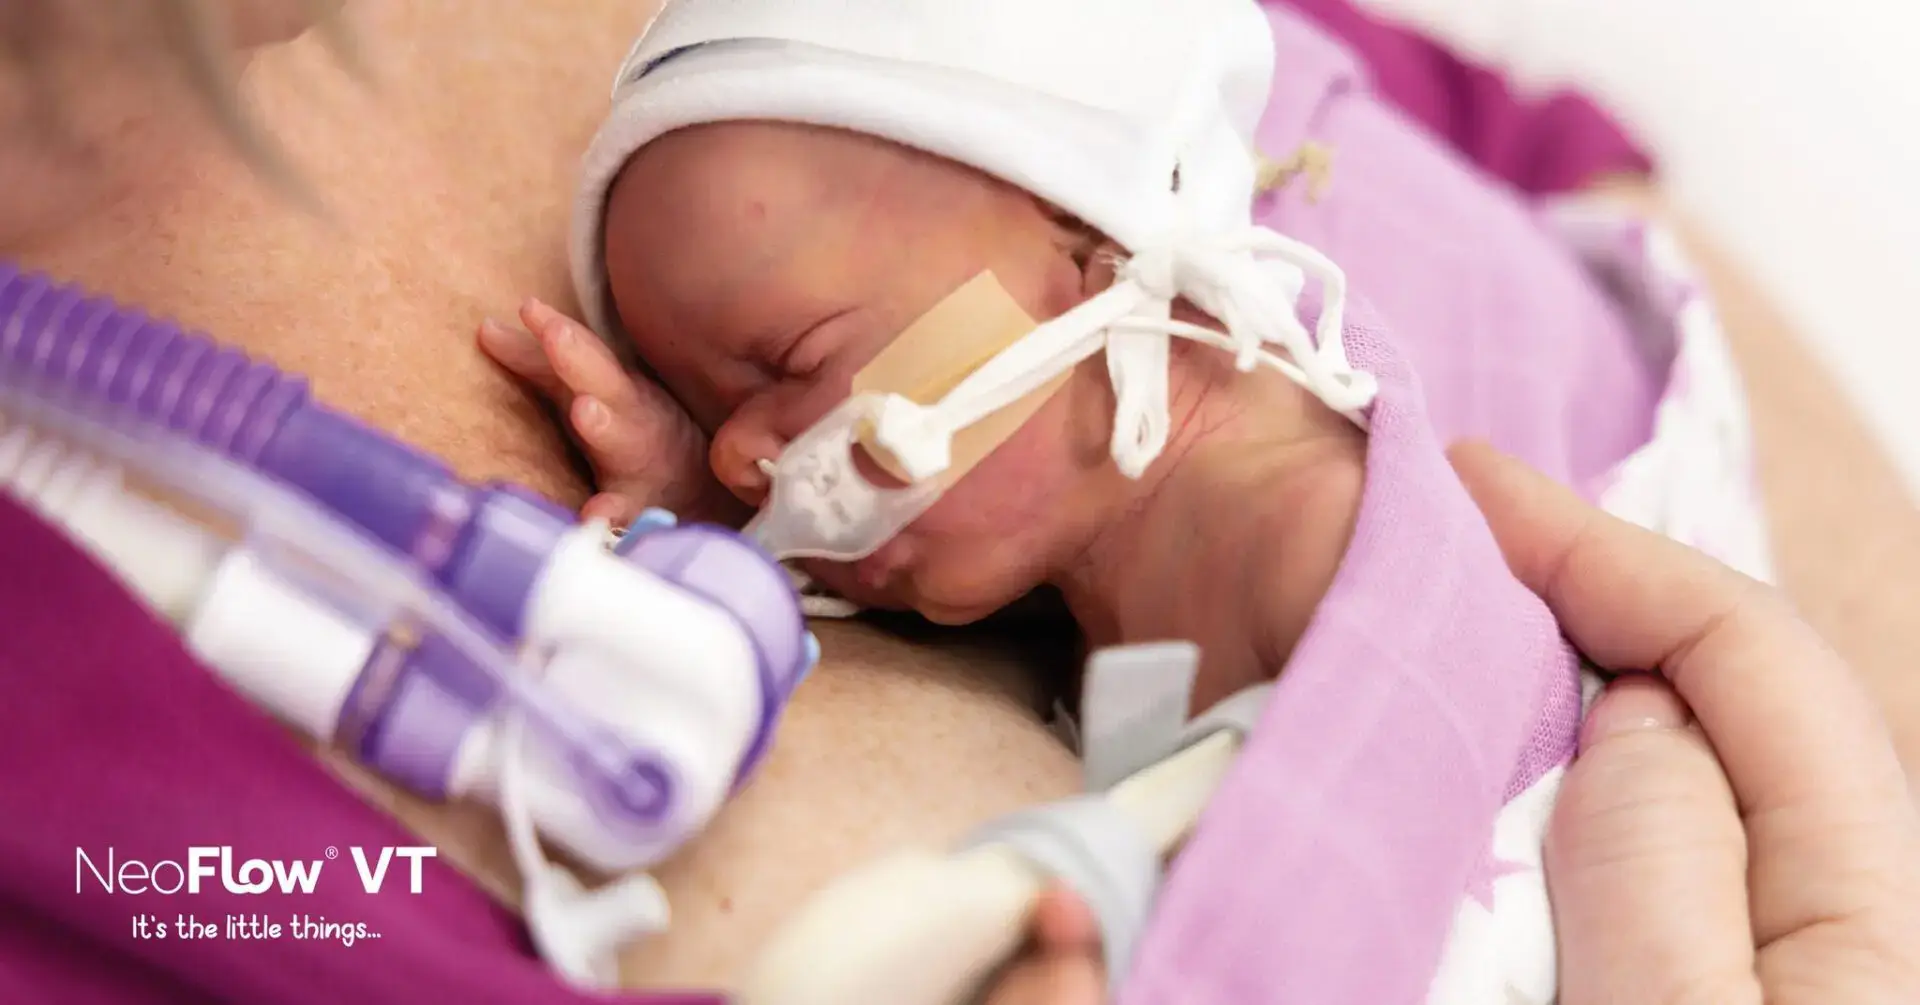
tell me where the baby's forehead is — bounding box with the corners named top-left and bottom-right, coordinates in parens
top-left (616, 122), bottom-right (1016, 239)
top-left (604, 135), bottom-right (808, 312)
top-left (603, 121), bottom-right (1057, 385)
top-left (606, 126), bottom-right (873, 287)
top-left (619, 123), bottom-right (895, 216)
top-left (606, 123), bottom-right (1000, 311)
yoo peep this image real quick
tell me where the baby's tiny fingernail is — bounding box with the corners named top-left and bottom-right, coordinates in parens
top-left (521, 297), bottom-right (563, 331)
top-left (1579, 673), bottom-right (1691, 751)
top-left (576, 396), bottom-right (610, 434)
top-left (478, 317), bottom-right (520, 343)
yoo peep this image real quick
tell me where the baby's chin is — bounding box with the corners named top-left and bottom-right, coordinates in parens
top-left (801, 557), bottom-right (1023, 626)
top-left (797, 560), bottom-right (914, 613)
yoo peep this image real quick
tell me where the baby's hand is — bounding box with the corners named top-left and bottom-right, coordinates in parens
top-left (478, 299), bottom-right (745, 527)
top-left (985, 887), bottom-right (1106, 1005)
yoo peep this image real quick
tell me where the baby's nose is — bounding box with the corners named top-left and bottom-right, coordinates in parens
top-left (710, 421), bottom-right (786, 506)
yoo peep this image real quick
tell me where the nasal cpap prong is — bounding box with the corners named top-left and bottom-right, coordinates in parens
top-left (865, 395), bottom-right (955, 483)
top-left (742, 394), bottom-right (945, 563)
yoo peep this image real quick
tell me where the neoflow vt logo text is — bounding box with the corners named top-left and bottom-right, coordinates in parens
top-left (75, 846), bottom-right (437, 895)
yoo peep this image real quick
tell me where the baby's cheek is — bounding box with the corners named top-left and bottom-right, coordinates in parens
top-left (926, 418), bottom-right (1074, 536)
top-left (906, 417), bottom-right (1078, 622)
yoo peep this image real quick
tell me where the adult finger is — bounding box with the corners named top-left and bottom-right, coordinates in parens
top-left (977, 887), bottom-right (1104, 1005)
top-left (1448, 442), bottom-right (1915, 942)
top-left (1029, 887), bottom-right (1100, 954)
top-left (1548, 674), bottom-right (1760, 1005)
top-left (981, 953), bottom-right (1104, 1005)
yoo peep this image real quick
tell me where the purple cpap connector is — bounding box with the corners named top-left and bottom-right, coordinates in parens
top-left (0, 262), bottom-right (813, 801)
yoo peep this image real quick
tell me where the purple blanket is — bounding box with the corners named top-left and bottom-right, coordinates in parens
top-left (1115, 7), bottom-right (1658, 1003)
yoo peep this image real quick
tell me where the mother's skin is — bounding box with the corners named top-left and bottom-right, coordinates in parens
top-left (15, 0), bottom-right (1917, 993)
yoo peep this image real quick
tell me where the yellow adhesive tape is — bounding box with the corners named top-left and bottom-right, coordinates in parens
top-left (852, 271), bottom-right (1071, 485)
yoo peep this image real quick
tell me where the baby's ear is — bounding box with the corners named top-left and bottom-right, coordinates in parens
top-left (1035, 200), bottom-right (1118, 311)
top-left (1081, 239), bottom-right (1123, 299)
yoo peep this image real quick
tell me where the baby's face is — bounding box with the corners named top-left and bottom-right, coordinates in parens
top-left (602, 121), bottom-right (1116, 621)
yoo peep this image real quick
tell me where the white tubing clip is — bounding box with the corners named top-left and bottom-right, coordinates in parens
top-left (734, 642), bottom-right (1273, 1005)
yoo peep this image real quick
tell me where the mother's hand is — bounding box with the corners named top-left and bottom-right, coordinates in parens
top-left (1451, 442), bottom-right (1920, 1004)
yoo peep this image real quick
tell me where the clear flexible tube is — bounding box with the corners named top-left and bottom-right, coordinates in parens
top-left (0, 401), bottom-right (740, 991)
top-left (0, 377), bottom-right (663, 809)
top-left (0, 263), bottom-right (815, 844)
top-left (0, 264), bottom-right (814, 716)
top-left (0, 262), bottom-right (826, 993)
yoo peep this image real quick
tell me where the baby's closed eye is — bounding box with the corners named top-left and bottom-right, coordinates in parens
top-left (770, 305), bottom-right (868, 379)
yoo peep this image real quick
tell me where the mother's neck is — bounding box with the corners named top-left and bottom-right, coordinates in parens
top-left (9, 96), bottom-right (233, 270)
top-left (1051, 345), bottom-right (1367, 712)
top-left (8, 36), bottom-right (303, 270)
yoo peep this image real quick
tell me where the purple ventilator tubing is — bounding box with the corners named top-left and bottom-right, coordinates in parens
top-left (0, 261), bottom-right (814, 826)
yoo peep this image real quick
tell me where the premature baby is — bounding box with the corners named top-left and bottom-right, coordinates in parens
top-left (491, 115), bottom-right (1368, 711)
top-left (479, 0), bottom-right (1775, 1003)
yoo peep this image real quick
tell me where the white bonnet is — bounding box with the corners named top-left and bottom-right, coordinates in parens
top-left (568, 0), bottom-right (1279, 342)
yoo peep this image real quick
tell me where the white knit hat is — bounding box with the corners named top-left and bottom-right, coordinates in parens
top-left (569, 0), bottom-right (1280, 342)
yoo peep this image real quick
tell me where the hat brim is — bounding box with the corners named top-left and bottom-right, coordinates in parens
top-left (567, 42), bottom-right (1167, 345)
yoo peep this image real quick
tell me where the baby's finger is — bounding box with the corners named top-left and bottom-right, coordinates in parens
top-left (478, 318), bottom-right (571, 405)
top-left (569, 392), bottom-right (684, 487)
top-left (522, 299), bottom-right (708, 483)
top-left (521, 298), bottom-right (638, 408)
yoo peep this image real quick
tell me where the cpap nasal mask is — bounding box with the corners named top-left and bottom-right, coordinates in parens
top-left (0, 262), bottom-right (817, 989)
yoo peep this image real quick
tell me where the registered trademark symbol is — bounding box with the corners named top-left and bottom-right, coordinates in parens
top-left (325, 846), bottom-right (338, 859)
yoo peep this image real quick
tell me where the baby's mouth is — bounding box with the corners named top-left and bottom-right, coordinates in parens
top-left (851, 537), bottom-right (913, 592)
top-left (794, 537), bottom-right (914, 607)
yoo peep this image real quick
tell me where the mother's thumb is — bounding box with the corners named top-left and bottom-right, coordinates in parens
top-left (1548, 675), bottom-right (1762, 1005)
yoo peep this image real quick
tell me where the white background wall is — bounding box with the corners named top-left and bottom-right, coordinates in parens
top-left (1354, 0), bottom-right (1920, 492)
